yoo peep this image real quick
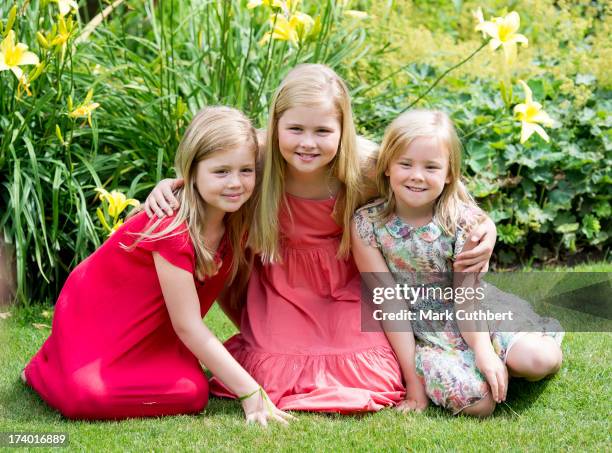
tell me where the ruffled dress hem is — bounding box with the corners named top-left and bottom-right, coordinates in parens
top-left (209, 335), bottom-right (405, 413)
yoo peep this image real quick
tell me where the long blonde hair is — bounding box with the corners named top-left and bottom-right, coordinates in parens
top-left (251, 64), bottom-right (363, 263)
top-left (375, 109), bottom-right (477, 236)
top-left (129, 106), bottom-right (258, 282)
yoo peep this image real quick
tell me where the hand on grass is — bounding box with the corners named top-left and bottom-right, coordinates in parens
top-left (396, 379), bottom-right (429, 413)
top-left (240, 387), bottom-right (295, 427)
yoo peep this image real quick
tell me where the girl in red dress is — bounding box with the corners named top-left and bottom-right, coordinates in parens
top-left (23, 107), bottom-right (293, 425)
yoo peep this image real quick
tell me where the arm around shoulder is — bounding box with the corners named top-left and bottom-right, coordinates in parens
top-left (144, 178), bottom-right (184, 218)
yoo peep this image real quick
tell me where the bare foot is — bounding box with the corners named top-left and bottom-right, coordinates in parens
top-left (20, 369), bottom-right (26, 383)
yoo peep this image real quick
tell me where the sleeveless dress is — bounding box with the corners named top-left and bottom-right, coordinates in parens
top-left (24, 211), bottom-right (231, 420)
top-left (354, 199), bottom-right (564, 414)
top-left (210, 193), bottom-right (404, 412)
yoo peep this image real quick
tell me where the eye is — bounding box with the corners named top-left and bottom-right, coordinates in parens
top-left (214, 169), bottom-right (229, 175)
top-left (241, 167), bottom-right (255, 174)
top-left (426, 166), bottom-right (440, 170)
top-left (289, 126), bottom-right (302, 131)
top-left (399, 162), bottom-right (412, 168)
top-left (316, 128), bottom-right (332, 134)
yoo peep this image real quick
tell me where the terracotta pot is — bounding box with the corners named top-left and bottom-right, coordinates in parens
top-left (0, 238), bottom-right (16, 306)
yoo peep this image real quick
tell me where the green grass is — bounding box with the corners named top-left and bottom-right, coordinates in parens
top-left (1, 262), bottom-right (610, 451)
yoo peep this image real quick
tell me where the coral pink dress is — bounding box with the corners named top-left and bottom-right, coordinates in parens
top-left (25, 212), bottom-right (231, 420)
top-left (210, 194), bottom-right (404, 412)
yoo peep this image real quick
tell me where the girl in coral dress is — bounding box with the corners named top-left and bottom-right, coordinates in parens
top-left (23, 107), bottom-right (293, 425)
top-left (145, 65), bottom-right (497, 413)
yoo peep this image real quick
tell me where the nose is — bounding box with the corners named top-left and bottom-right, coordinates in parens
top-left (299, 133), bottom-right (316, 149)
top-left (227, 172), bottom-right (241, 188)
top-left (408, 167), bottom-right (424, 181)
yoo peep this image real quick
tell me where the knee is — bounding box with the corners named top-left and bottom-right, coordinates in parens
top-left (180, 376), bottom-right (209, 412)
top-left (459, 392), bottom-right (496, 418)
top-left (60, 381), bottom-right (109, 419)
top-left (527, 342), bottom-right (562, 381)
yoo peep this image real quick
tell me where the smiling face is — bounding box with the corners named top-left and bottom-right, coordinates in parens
top-left (194, 143), bottom-right (257, 218)
top-left (277, 103), bottom-right (341, 177)
top-left (386, 136), bottom-right (451, 219)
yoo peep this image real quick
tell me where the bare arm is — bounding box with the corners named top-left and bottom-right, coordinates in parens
top-left (350, 220), bottom-right (428, 412)
top-left (153, 253), bottom-right (293, 425)
top-left (452, 241), bottom-right (507, 403)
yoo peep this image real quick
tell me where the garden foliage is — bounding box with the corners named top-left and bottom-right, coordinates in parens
top-left (0, 0), bottom-right (609, 304)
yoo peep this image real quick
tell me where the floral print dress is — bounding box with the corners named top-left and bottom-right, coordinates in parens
top-left (354, 199), bottom-right (563, 414)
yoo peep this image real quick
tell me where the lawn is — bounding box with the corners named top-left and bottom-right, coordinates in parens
top-left (0, 263), bottom-right (610, 452)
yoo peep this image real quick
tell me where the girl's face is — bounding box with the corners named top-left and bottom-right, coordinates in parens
top-left (385, 136), bottom-right (451, 216)
top-left (195, 144), bottom-right (256, 216)
top-left (277, 103), bottom-right (341, 177)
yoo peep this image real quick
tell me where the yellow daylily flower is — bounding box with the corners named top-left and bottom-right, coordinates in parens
top-left (259, 11), bottom-right (315, 46)
top-left (259, 14), bottom-right (299, 46)
top-left (248, 0), bottom-right (300, 12)
top-left (69, 102), bottom-right (100, 124)
top-left (344, 10), bottom-right (368, 19)
top-left (95, 188), bottom-right (140, 218)
top-left (247, 0), bottom-right (285, 9)
top-left (0, 31), bottom-right (40, 80)
top-left (475, 10), bottom-right (528, 65)
top-left (69, 89), bottom-right (100, 127)
top-left (513, 80), bottom-right (554, 144)
top-left (290, 11), bottom-right (315, 40)
top-left (54, 0), bottom-right (79, 17)
top-left (51, 16), bottom-right (72, 48)
top-left (473, 7), bottom-right (485, 34)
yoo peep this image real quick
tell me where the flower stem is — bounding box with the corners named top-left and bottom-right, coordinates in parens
top-left (400, 41), bottom-right (488, 113)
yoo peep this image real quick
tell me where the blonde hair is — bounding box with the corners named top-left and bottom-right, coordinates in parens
top-left (375, 109), bottom-right (477, 236)
top-left (129, 106), bottom-right (258, 283)
top-left (251, 64), bottom-right (363, 263)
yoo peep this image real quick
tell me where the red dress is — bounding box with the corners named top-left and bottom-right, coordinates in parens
top-left (25, 211), bottom-right (231, 420)
top-left (210, 194), bottom-right (404, 412)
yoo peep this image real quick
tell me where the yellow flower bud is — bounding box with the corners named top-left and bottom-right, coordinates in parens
top-left (5, 5), bottom-right (17, 36)
top-left (55, 125), bottom-right (64, 144)
top-left (36, 32), bottom-right (50, 49)
top-left (28, 63), bottom-right (45, 83)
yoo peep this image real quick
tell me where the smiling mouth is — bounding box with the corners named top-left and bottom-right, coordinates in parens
top-left (296, 152), bottom-right (319, 160)
top-left (222, 193), bottom-right (243, 199)
top-left (406, 186), bottom-right (427, 192)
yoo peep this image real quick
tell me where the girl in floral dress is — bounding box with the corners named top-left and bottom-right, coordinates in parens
top-left (352, 109), bottom-right (563, 417)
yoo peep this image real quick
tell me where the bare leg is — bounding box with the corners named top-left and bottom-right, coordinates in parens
top-left (459, 391), bottom-right (496, 418)
top-left (506, 333), bottom-right (562, 381)
top-left (20, 369), bottom-right (26, 383)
